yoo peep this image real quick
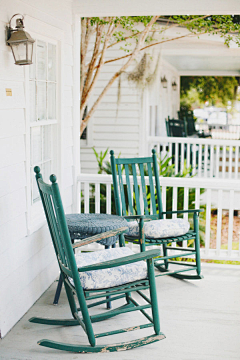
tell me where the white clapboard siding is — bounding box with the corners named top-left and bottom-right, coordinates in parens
top-left (0, 109), bottom-right (25, 139)
top-left (0, 136), bottom-right (25, 168)
top-left (0, 163), bottom-right (26, 198)
top-left (0, 0), bottom-right (75, 338)
top-left (0, 80), bottom-right (25, 109)
top-left (0, 187), bottom-right (27, 227)
top-left (0, 214), bottom-right (27, 256)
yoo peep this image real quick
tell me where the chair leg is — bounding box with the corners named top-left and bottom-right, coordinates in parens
top-left (162, 244), bottom-right (168, 270)
top-left (53, 274), bottom-right (63, 305)
top-left (105, 244), bottom-right (112, 309)
top-left (147, 258), bottom-right (160, 335)
top-left (193, 212), bottom-right (202, 276)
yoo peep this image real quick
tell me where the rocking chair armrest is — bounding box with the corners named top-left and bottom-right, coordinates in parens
top-left (78, 249), bottom-right (160, 272)
top-left (72, 227), bottom-right (128, 249)
top-left (124, 214), bottom-right (159, 221)
top-left (162, 209), bottom-right (204, 215)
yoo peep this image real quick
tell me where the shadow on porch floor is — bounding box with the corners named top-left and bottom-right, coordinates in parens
top-left (0, 263), bottom-right (240, 360)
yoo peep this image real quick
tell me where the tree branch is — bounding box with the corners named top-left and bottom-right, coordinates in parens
top-left (80, 15), bottom-right (159, 134)
top-left (80, 21), bottom-right (117, 117)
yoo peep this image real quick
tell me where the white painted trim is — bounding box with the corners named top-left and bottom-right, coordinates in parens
top-left (73, 0), bottom-right (240, 16)
top-left (24, 25), bottom-right (65, 235)
top-left (72, 14), bottom-right (81, 212)
top-left (179, 70), bottom-right (240, 76)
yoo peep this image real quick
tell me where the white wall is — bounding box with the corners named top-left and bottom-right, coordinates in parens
top-left (0, 0), bottom-right (76, 338)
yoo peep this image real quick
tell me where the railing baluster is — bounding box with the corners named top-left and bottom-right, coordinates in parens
top-left (209, 144), bottom-right (214, 178)
top-left (216, 189), bottom-right (222, 256)
top-left (106, 183), bottom-right (111, 214)
top-left (234, 146), bottom-right (239, 179)
top-left (205, 188), bottom-right (212, 257)
top-left (186, 143), bottom-right (190, 170)
top-left (204, 145), bottom-right (208, 178)
top-left (222, 146), bottom-right (226, 179)
top-left (229, 146), bottom-right (233, 179)
top-left (228, 190), bottom-right (234, 258)
top-left (84, 182), bottom-right (90, 213)
top-left (198, 144), bottom-right (202, 178)
top-left (95, 183), bottom-right (100, 213)
top-left (181, 142), bottom-right (184, 175)
top-left (216, 145), bottom-right (220, 178)
top-left (175, 140), bottom-right (179, 175)
top-left (192, 143), bottom-right (197, 176)
top-left (169, 143), bottom-right (172, 166)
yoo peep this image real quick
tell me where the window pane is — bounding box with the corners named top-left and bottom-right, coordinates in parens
top-left (37, 40), bottom-right (47, 80)
top-left (43, 126), bottom-right (51, 161)
top-left (37, 82), bottom-right (47, 120)
top-left (32, 171), bottom-right (40, 203)
top-left (29, 44), bottom-right (36, 79)
top-left (48, 43), bottom-right (56, 81)
top-left (42, 161), bottom-right (52, 181)
top-left (47, 83), bottom-right (56, 120)
top-left (29, 81), bottom-right (36, 122)
top-left (31, 127), bottom-right (42, 165)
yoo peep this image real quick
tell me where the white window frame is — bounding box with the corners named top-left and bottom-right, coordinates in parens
top-left (25, 30), bottom-right (63, 235)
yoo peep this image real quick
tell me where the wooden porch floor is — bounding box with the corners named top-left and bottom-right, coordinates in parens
top-left (0, 263), bottom-right (239, 360)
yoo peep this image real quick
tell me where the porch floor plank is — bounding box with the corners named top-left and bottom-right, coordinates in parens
top-left (0, 263), bottom-right (239, 360)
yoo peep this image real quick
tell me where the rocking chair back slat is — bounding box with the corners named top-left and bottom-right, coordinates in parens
top-left (147, 162), bottom-right (157, 214)
top-left (132, 163), bottom-right (141, 215)
top-left (139, 163), bottom-right (149, 215)
top-left (117, 164), bottom-right (127, 215)
top-left (124, 164), bottom-right (134, 215)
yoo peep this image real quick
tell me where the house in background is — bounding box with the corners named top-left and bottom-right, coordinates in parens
top-left (0, 0), bottom-right (240, 340)
top-left (80, 24), bottom-right (240, 174)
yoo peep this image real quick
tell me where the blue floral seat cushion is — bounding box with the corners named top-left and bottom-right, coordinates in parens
top-left (73, 247), bottom-right (147, 290)
top-left (126, 219), bottom-right (190, 239)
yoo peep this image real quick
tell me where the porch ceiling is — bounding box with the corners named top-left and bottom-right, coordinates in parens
top-left (163, 55), bottom-right (240, 76)
top-left (73, 0), bottom-right (240, 16)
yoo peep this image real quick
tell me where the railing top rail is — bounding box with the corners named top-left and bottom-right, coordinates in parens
top-left (148, 136), bottom-right (240, 146)
top-left (78, 173), bottom-right (240, 191)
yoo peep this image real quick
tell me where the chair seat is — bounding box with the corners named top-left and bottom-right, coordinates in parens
top-left (74, 247), bottom-right (147, 290)
top-left (126, 219), bottom-right (190, 239)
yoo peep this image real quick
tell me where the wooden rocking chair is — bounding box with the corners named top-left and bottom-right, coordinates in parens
top-left (110, 149), bottom-right (203, 280)
top-left (29, 166), bottom-right (165, 353)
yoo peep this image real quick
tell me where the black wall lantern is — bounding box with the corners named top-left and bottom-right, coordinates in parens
top-left (172, 80), bottom-right (177, 91)
top-left (6, 14), bottom-right (35, 65)
top-left (161, 76), bottom-right (167, 89)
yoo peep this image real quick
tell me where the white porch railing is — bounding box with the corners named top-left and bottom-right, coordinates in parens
top-left (148, 136), bottom-right (240, 179)
top-left (77, 173), bottom-right (240, 261)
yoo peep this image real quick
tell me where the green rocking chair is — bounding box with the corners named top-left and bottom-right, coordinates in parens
top-left (110, 149), bottom-right (203, 280)
top-left (29, 166), bottom-right (165, 353)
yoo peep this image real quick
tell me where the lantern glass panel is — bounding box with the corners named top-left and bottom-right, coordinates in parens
top-left (27, 42), bottom-right (34, 63)
top-left (12, 42), bottom-right (27, 63)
